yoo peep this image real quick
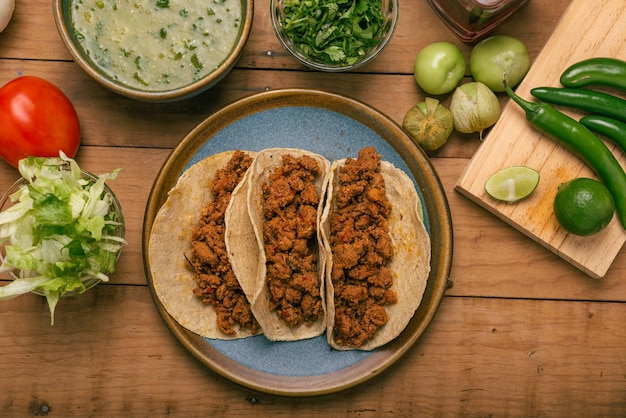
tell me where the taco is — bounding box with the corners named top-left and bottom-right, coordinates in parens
top-left (226, 148), bottom-right (331, 341)
top-left (320, 146), bottom-right (431, 351)
top-left (148, 150), bottom-right (260, 339)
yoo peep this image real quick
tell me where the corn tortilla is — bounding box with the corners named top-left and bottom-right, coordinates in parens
top-left (148, 151), bottom-right (259, 339)
top-left (320, 159), bottom-right (431, 351)
top-left (226, 148), bottom-right (331, 341)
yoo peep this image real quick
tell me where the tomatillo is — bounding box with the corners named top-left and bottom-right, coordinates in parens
top-left (403, 98), bottom-right (454, 151)
top-left (414, 42), bottom-right (466, 95)
top-left (469, 35), bottom-right (530, 92)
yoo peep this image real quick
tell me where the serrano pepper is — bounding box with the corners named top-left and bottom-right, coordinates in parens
top-left (579, 115), bottom-right (626, 154)
top-left (505, 83), bottom-right (626, 229)
top-left (560, 57), bottom-right (626, 91)
top-left (531, 86), bottom-right (626, 124)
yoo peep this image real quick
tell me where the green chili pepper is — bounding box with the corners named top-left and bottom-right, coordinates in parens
top-left (531, 87), bottom-right (626, 124)
top-left (504, 83), bottom-right (626, 229)
top-left (560, 57), bottom-right (626, 90)
top-left (580, 115), bottom-right (626, 154)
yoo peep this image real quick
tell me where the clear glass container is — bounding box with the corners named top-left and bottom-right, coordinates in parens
top-left (271, 0), bottom-right (399, 72)
top-left (0, 170), bottom-right (125, 297)
top-left (427, 0), bottom-right (529, 42)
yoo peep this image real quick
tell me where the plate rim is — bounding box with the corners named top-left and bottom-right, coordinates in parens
top-left (141, 88), bottom-right (453, 397)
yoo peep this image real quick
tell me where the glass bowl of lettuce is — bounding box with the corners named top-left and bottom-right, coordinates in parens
top-left (271, 0), bottom-right (399, 72)
top-left (0, 154), bottom-right (125, 323)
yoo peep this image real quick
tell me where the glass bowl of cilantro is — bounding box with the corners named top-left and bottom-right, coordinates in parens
top-left (0, 154), bottom-right (126, 324)
top-left (271, 0), bottom-right (399, 72)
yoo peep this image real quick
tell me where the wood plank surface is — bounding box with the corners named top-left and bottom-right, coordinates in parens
top-left (456, 0), bottom-right (626, 279)
top-left (1, 286), bottom-right (625, 416)
top-left (3, 0), bottom-right (626, 415)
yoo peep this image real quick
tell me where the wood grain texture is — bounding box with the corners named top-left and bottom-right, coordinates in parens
top-left (456, 0), bottom-right (626, 279)
top-left (4, 0), bottom-right (626, 415)
top-left (1, 287), bottom-right (625, 416)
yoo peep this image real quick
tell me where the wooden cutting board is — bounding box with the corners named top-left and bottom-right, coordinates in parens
top-left (455, 0), bottom-right (626, 279)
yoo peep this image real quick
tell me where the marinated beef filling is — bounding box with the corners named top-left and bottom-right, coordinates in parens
top-left (330, 146), bottom-right (397, 347)
top-left (262, 154), bottom-right (324, 327)
top-left (189, 151), bottom-right (259, 336)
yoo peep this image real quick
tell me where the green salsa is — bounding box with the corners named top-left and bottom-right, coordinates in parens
top-left (71, 0), bottom-right (242, 91)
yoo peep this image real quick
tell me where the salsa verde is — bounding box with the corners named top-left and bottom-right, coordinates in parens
top-left (71, 0), bottom-right (242, 91)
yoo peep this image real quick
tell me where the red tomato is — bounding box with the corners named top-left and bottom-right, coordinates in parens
top-left (0, 76), bottom-right (81, 168)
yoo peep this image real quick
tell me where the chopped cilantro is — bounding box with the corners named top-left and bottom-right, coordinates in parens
top-left (95, 20), bottom-right (104, 36)
top-left (280, 0), bottom-right (388, 66)
top-left (156, 0), bottom-right (169, 8)
top-left (133, 72), bottom-right (149, 86)
top-left (191, 53), bottom-right (203, 69)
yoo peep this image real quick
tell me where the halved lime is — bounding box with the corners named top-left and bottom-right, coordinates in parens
top-left (484, 166), bottom-right (540, 203)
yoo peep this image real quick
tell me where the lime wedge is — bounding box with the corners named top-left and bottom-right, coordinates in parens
top-left (484, 166), bottom-right (540, 202)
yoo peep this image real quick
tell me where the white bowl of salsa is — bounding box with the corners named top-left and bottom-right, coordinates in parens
top-left (53, 0), bottom-right (253, 102)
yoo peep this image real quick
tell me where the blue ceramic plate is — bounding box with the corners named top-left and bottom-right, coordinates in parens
top-left (143, 89), bottom-right (452, 396)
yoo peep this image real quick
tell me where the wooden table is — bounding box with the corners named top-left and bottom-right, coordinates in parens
top-left (2, 0), bottom-right (625, 415)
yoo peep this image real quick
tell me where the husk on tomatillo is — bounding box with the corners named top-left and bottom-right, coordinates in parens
top-left (402, 98), bottom-right (454, 151)
top-left (450, 81), bottom-right (501, 139)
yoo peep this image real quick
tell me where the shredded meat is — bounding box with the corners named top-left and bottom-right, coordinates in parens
top-left (262, 154), bottom-right (323, 327)
top-left (189, 151), bottom-right (259, 336)
top-left (330, 146), bottom-right (396, 348)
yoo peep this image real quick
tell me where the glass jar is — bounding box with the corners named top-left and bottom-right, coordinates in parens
top-left (427, 0), bottom-right (529, 42)
top-left (0, 170), bottom-right (125, 297)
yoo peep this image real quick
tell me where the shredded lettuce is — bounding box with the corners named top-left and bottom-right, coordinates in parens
top-left (0, 152), bottom-right (125, 324)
